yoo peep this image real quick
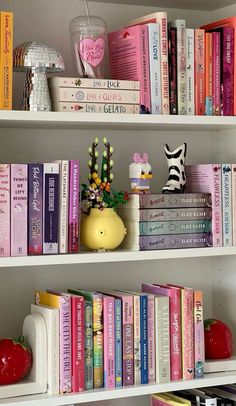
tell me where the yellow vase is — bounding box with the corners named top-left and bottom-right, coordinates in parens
top-left (80, 208), bottom-right (126, 251)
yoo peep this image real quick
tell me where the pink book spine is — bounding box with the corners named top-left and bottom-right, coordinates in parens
top-left (181, 288), bottom-right (194, 380)
top-left (158, 13), bottom-right (169, 114)
top-left (103, 296), bottom-right (115, 388)
top-left (71, 295), bottom-right (84, 392)
top-left (68, 160), bottom-right (79, 253)
top-left (222, 27), bottom-right (234, 116)
top-left (194, 290), bottom-right (205, 378)
top-left (213, 164), bottom-right (222, 246)
top-left (142, 283), bottom-right (181, 381)
top-left (139, 25), bottom-right (151, 113)
top-left (147, 294), bottom-right (155, 383)
top-left (11, 164), bottom-right (28, 256)
top-left (194, 29), bottom-right (205, 115)
top-left (232, 165), bottom-right (236, 245)
top-left (0, 164), bottom-right (10, 256)
top-left (122, 295), bottom-right (134, 386)
top-left (212, 32), bottom-right (221, 116)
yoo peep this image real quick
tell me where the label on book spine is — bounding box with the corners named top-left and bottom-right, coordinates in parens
top-left (194, 291), bottom-right (204, 378)
top-left (52, 87), bottom-right (140, 104)
top-left (28, 164), bottom-right (43, 255)
top-left (168, 26), bottom-right (177, 114)
top-left (0, 12), bottom-right (13, 109)
top-left (123, 296), bottom-right (134, 385)
top-left (58, 160), bottom-right (69, 253)
top-left (68, 160), bottom-right (79, 253)
top-left (171, 19), bottom-right (186, 115)
top-left (54, 102), bottom-right (140, 114)
top-left (133, 295), bottom-right (141, 385)
top-left (222, 27), bottom-right (234, 116)
top-left (205, 33), bottom-right (213, 116)
top-left (148, 23), bottom-right (161, 114)
top-left (140, 295), bottom-right (148, 384)
top-left (71, 295), bottom-right (84, 392)
top-left (0, 164), bottom-right (10, 256)
top-left (222, 164), bottom-right (232, 246)
top-left (195, 29), bottom-right (205, 115)
top-left (104, 296), bottom-right (115, 388)
top-left (186, 28), bottom-right (195, 115)
top-left (213, 32), bottom-right (221, 116)
top-left (43, 163), bottom-right (59, 254)
top-left (181, 288), bottom-right (194, 380)
top-left (147, 294), bottom-right (155, 383)
top-left (115, 298), bottom-right (122, 387)
top-left (84, 300), bottom-right (93, 390)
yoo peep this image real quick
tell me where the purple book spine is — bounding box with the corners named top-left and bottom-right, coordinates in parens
top-left (139, 233), bottom-right (212, 250)
top-left (168, 26), bottom-right (178, 114)
top-left (222, 27), bottom-right (234, 116)
top-left (28, 164), bottom-right (43, 255)
top-left (43, 163), bottom-right (59, 254)
top-left (68, 160), bottom-right (79, 253)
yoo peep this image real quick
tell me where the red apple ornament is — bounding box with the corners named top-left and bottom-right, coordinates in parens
top-left (0, 336), bottom-right (32, 384)
top-left (204, 319), bottom-right (233, 359)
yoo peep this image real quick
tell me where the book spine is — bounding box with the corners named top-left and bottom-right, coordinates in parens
top-left (71, 296), bottom-right (84, 392)
top-left (213, 164), bottom-right (222, 246)
top-left (140, 295), bottom-right (148, 384)
top-left (68, 160), bottom-right (79, 253)
top-left (205, 32), bottom-right (213, 115)
top-left (147, 294), bottom-right (155, 383)
top-left (115, 298), bottom-right (122, 387)
top-left (212, 32), bottom-right (221, 116)
top-left (54, 102), bottom-right (140, 114)
top-left (0, 12), bottom-right (13, 109)
top-left (59, 295), bottom-right (72, 393)
top-left (140, 25), bottom-right (151, 113)
top-left (168, 26), bottom-right (178, 114)
top-left (133, 295), bottom-right (141, 385)
top-left (194, 290), bottom-right (205, 378)
top-left (181, 288), bottom-right (194, 380)
top-left (49, 77), bottom-right (140, 90)
top-left (127, 192), bottom-right (212, 208)
top-left (84, 300), bottom-right (93, 390)
top-left (222, 27), bottom-right (234, 116)
top-left (194, 29), bottom-right (205, 115)
top-left (139, 219), bottom-right (212, 235)
top-left (158, 13), bottom-right (169, 114)
top-left (232, 165), bottom-right (236, 245)
top-left (103, 296), bottom-right (115, 388)
top-left (28, 163), bottom-right (43, 255)
top-left (0, 164), bottom-right (10, 256)
top-left (155, 296), bottom-right (170, 383)
top-left (93, 295), bottom-right (103, 389)
top-left (43, 163), bottom-right (59, 254)
top-left (11, 164), bottom-right (28, 256)
top-left (186, 28), bottom-right (195, 115)
top-left (173, 20), bottom-right (186, 115)
top-left (169, 288), bottom-right (182, 381)
top-left (54, 87), bottom-right (140, 104)
top-left (122, 207), bottom-right (212, 222)
top-left (139, 233), bottom-right (212, 250)
top-left (147, 23), bottom-right (161, 114)
top-left (222, 164), bottom-right (232, 246)
top-left (58, 160), bottom-right (69, 253)
top-left (122, 296), bottom-right (134, 386)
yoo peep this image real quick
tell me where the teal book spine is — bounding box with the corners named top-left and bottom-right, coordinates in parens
top-left (139, 219), bottom-right (211, 235)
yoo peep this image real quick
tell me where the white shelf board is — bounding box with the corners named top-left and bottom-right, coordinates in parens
top-left (1, 371), bottom-right (236, 406)
top-left (1, 110), bottom-right (236, 130)
top-left (2, 246), bottom-right (236, 268)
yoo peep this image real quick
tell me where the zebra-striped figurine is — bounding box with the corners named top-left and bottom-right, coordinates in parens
top-left (162, 142), bottom-right (187, 194)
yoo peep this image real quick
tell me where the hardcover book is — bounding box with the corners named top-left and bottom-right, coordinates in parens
top-left (114, 298), bottom-right (122, 387)
top-left (123, 192), bottom-right (212, 209)
top-left (0, 164), bottom-right (10, 256)
top-left (103, 296), bottom-right (115, 388)
top-left (57, 160), bottom-right (69, 254)
top-left (84, 300), bottom-right (93, 389)
top-left (168, 26), bottom-right (178, 114)
top-left (53, 102), bottom-right (140, 114)
top-left (68, 160), bottom-right (79, 253)
top-left (108, 25), bottom-right (150, 113)
top-left (205, 32), bottom-right (213, 116)
top-left (222, 164), bottom-right (232, 246)
top-left (147, 23), bottom-right (161, 114)
top-left (212, 32), bottom-right (221, 116)
top-left (195, 29), bottom-right (205, 115)
top-left (171, 19), bottom-right (186, 115)
top-left (48, 77), bottom-right (140, 90)
top-left (11, 164), bottom-right (28, 256)
top-left (186, 28), bottom-right (195, 115)
top-left (43, 163), bottom-right (59, 254)
top-left (194, 290), bottom-right (205, 378)
top-left (147, 293), bottom-right (156, 383)
top-left (180, 286), bottom-right (194, 380)
top-left (118, 207), bottom-right (212, 222)
top-left (28, 163), bottom-right (43, 255)
top-left (125, 219), bottom-right (212, 236)
top-left (0, 11), bottom-right (13, 109)
top-left (221, 27), bottom-right (234, 116)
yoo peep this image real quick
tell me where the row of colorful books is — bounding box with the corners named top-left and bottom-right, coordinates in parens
top-left (0, 161), bottom-right (79, 257)
top-left (32, 283), bottom-right (204, 395)
top-left (108, 13), bottom-right (236, 116)
top-left (118, 193), bottom-right (213, 250)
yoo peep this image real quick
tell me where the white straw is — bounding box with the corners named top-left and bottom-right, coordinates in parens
top-left (84, 0), bottom-right (91, 26)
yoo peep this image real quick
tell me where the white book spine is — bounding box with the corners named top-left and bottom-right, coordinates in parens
top-left (155, 296), bottom-right (170, 383)
top-left (43, 162), bottom-right (59, 254)
top-left (171, 19), bottom-right (186, 115)
top-left (133, 295), bottom-right (141, 385)
top-left (186, 28), bottom-right (195, 115)
top-left (147, 23), bottom-right (162, 114)
top-left (58, 160), bottom-right (69, 253)
top-left (48, 77), bottom-right (140, 90)
top-left (51, 87), bottom-right (140, 104)
top-left (54, 102), bottom-right (140, 114)
top-left (222, 164), bottom-right (232, 246)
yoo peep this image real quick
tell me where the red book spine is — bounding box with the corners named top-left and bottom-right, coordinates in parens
top-left (212, 32), bottom-right (221, 116)
top-left (68, 160), bottom-right (79, 253)
top-left (71, 295), bottom-right (84, 392)
top-left (194, 29), bottom-right (205, 115)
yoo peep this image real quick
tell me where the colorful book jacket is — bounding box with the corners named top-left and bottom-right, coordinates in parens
top-left (205, 32), bottom-right (213, 116)
top-left (11, 164), bottom-right (28, 256)
top-left (147, 293), bottom-right (156, 383)
top-left (43, 163), bottom-right (59, 254)
top-left (0, 12), bottom-right (13, 109)
top-left (194, 291), bottom-right (205, 378)
top-left (186, 164), bottom-right (222, 247)
top-left (84, 300), bottom-right (93, 389)
top-left (28, 163), bottom-right (43, 255)
top-left (51, 87), bottom-right (140, 104)
top-left (212, 32), bottom-right (221, 116)
top-left (103, 296), bottom-right (115, 388)
top-left (147, 23), bottom-right (161, 114)
top-left (171, 19), bottom-right (186, 115)
top-left (0, 164), bottom-right (10, 256)
top-left (118, 207), bottom-right (212, 222)
top-left (127, 12), bottom-right (169, 114)
top-left (142, 284), bottom-right (172, 382)
top-left (48, 77), bottom-right (140, 90)
top-left (68, 160), bottom-right (79, 253)
top-left (35, 290), bottom-right (72, 393)
top-left (232, 165), bottom-right (236, 246)
top-left (108, 25), bottom-right (150, 113)
top-left (168, 26), bottom-right (178, 114)
top-left (195, 29), bottom-right (205, 115)
top-left (186, 28), bottom-right (195, 115)
top-left (125, 219), bottom-right (212, 236)
top-left (114, 298), bottom-right (122, 387)
top-left (140, 294), bottom-right (148, 384)
top-left (124, 192), bottom-right (212, 209)
top-left (221, 27), bottom-right (234, 116)
top-left (74, 290), bottom-right (103, 389)
top-left (180, 287), bottom-right (194, 380)
top-left (58, 160), bottom-right (69, 254)
top-left (53, 102), bottom-right (140, 114)
top-left (222, 164), bottom-right (232, 246)
top-left (131, 293), bottom-right (141, 385)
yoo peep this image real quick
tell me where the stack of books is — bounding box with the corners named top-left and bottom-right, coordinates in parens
top-left (32, 282), bottom-right (204, 394)
top-left (117, 193), bottom-right (212, 250)
top-left (48, 77), bottom-right (140, 114)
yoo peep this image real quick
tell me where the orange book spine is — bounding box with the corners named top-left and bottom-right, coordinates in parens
top-left (205, 33), bottom-right (213, 115)
top-left (0, 11), bottom-right (13, 110)
top-left (195, 29), bottom-right (205, 115)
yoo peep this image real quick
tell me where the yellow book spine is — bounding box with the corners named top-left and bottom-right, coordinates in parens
top-left (35, 290), bottom-right (60, 308)
top-left (0, 11), bottom-right (13, 110)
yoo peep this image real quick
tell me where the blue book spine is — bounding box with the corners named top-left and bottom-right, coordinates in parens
top-left (115, 298), bottom-right (122, 387)
top-left (140, 295), bottom-right (148, 384)
top-left (147, 23), bottom-right (161, 114)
